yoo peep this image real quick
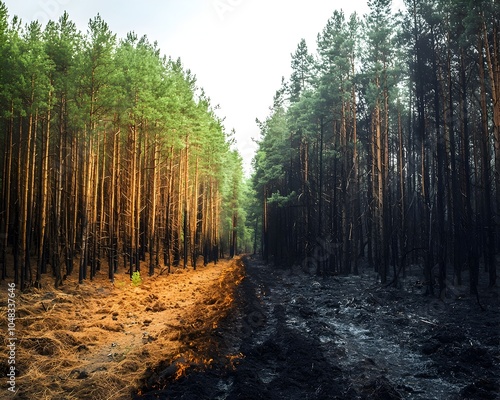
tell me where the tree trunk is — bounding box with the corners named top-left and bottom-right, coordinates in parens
top-left (36, 94), bottom-right (52, 287)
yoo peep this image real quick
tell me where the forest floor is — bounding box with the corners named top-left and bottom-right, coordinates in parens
top-left (1, 256), bottom-right (499, 399)
top-left (0, 257), bottom-right (245, 400)
top-left (136, 255), bottom-right (500, 400)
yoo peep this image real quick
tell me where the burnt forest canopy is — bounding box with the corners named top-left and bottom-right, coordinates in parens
top-left (252, 0), bottom-right (500, 295)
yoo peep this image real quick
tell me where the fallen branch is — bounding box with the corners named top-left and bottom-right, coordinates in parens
top-left (419, 318), bottom-right (438, 326)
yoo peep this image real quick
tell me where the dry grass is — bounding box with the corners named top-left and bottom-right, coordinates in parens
top-left (0, 257), bottom-right (244, 399)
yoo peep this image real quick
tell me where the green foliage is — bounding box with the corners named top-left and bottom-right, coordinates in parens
top-left (131, 271), bottom-right (142, 286)
top-left (268, 191), bottom-right (297, 206)
top-left (250, 3), bottom-right (403, 266)
top-left (0, 3), bottom-right (248, 281)
top-left (290, 38), bottom-right (315, 102)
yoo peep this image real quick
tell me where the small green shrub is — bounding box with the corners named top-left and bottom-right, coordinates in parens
top-left (131, 271), bottom-right (142, 287)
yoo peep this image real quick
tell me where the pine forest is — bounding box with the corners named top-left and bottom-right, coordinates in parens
top-left (0, 1), bottom-right (499, 399)
top-left (0, 4), bottom-right (248, 290)
top-left (254, 0), bottom-right (499, 294)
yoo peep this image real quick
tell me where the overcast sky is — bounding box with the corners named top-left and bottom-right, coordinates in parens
top-left (3, 0), bottom-right (404, 175)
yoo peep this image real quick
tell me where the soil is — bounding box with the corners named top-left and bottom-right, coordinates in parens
top-left (1, 255), bottom-right (499, 399)
top-left (136, 255), bottom-right (500, 400)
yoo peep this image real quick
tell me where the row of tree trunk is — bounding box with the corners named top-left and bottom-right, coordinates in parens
top-left (254, 0), bottom-right (498, 296)
top-left (0, 9), bottom-right (244, 289)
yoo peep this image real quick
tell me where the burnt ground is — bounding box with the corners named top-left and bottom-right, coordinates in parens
top-left (137, 255), bottom-right (500, 400)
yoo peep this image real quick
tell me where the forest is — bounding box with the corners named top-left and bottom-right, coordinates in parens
top-left (0, 0), bottom-right (499, 399)
top-left (252, 0), bottom-right (499, 296)
top-left (1, 0), bottom-right (498, 301)
top-left (0, 2), bottom-right (251, 291)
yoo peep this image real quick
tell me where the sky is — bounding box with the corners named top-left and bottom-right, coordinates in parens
top-left (3, 0), bottom-right (405, 175)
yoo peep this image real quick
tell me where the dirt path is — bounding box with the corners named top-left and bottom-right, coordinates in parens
top-left (0, 258), bottom-right (244, 400)
top-left (138, 255), bottom-right (500, 400)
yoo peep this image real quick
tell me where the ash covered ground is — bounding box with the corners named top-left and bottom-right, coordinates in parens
top-left (137, 256), bottom-right (500, 400)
